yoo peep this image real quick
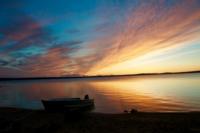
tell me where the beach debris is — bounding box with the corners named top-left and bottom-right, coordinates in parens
top-left (124, 108), bottom-right (138, 114)
top-left (124, 110), bottom-right (129, 113)
top-left (130, 108), bottom-right (138, 114)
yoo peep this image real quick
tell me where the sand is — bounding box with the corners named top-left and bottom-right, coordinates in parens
top-left (0, 107), bottom-right (200, 133)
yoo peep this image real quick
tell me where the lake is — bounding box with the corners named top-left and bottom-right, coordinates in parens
top-left (0, 73), bottom-right (200, 113)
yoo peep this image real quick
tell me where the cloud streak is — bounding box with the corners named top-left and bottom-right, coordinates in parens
top-left (0, 0), bottom-right (200, 77)
top-left (86, 0), bottom-right (200, 75)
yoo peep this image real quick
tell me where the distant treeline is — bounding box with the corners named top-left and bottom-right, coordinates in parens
top-left (0, 70), bottom-right (200, 81)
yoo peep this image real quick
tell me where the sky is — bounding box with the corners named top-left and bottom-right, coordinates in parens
top-left (0, 0), bottom-right (200, 77)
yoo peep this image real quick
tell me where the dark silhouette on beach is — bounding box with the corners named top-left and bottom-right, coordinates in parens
top-left (0, 108), bottom-right (200, 133)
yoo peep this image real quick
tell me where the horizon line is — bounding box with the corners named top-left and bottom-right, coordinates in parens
top-left (0, 70), bottom-right (200, 80)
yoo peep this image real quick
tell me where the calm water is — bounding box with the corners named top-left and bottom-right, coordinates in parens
top-left (0, 73), bottom-right (200, 113)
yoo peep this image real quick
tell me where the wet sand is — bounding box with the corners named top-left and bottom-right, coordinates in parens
top-left (0, 108), bottom-right (200, 133)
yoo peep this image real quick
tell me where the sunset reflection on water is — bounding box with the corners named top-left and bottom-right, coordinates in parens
top-left (0, 73), bottom-right (200, 113)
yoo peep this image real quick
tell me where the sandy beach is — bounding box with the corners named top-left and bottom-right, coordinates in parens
top-left (0, 108), bottom-right (200, 133)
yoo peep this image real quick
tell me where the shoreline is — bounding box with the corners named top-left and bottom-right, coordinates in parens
top-left (1, 107), bottom-right (200, 133)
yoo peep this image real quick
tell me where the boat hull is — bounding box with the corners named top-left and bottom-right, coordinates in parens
top-left (42, 99), bottom-right (94, 112)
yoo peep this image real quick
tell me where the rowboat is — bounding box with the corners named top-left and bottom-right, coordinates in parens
top-left (41, 98), bottom-right (94, 112)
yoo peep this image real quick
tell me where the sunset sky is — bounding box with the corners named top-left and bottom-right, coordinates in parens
top-left (0, 0), bottom-right (200, 77)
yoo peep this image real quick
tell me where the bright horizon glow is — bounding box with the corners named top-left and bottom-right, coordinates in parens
top-left (0, 0), bottom-right (200, 77)
top-left (87, 42), bottom-right (200, 75)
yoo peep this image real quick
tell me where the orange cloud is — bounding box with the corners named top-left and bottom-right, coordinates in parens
top-left (86, 0), bottom-right (200, 75)
top-left (22, 47), bottom-right (71, 77)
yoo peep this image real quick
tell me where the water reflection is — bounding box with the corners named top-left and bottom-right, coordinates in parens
top-left (0, 73), bottom-right (200, 113)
